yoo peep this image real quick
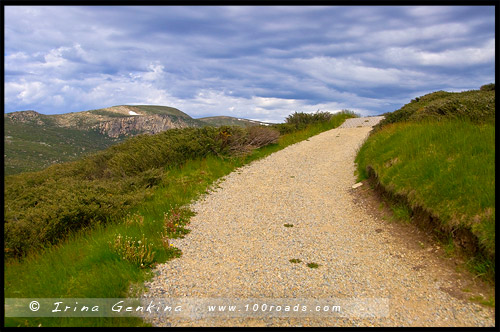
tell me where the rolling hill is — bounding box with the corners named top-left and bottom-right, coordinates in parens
top-left (4, 105), bottom-right (265, 175)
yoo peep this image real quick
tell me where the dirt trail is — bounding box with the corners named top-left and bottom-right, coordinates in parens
top-left (140, 117), bottom-right (494, 327)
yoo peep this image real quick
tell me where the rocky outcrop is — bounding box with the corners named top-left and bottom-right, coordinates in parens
top-left (93, 114), bottom-right (193, 138)
top-left (6, 107), bottom-right (203, 139)
top-left (5, 110), bottom-right (45, 125)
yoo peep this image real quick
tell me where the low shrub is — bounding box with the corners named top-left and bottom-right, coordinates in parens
top-left (227, 125), bottom-right (280, 155)
top-left (480, 83), bottom-right (495, 91)
top-left (273, 123), bottom-right (297, 135)
top-left (273, 109), bottom-right (358, 134)
top-left (285, 110), bottom-right (334, 126)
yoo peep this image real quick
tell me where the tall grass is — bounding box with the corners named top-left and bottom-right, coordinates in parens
top-left (5, 111), bottom-right (356, 327)
top-left (356, 119), bottom-right (495, 279)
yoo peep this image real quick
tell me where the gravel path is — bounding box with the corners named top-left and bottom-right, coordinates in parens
top-left (140, 117), bottom-right (494, 327)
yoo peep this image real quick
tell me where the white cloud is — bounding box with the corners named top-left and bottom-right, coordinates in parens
top-left (291, 56), bottom-right (426, 87)
top-left (142, 63), bottom-right (166, 82)
top-left (418, 39), bottom-right (495, 66)
top-left (382, 38), bottom-right (495, 67)
top-left (6, 80), bottom-right (46, 103)
top-left (407, 6), bottom-right (459, 19)
top-left (43, 46), bottom-right (72, 68)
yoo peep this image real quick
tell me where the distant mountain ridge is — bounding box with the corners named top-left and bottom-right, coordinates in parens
top-left (4, 105), bottom-right (271, 175)
top-left (197, 115), bottom-right (271, 127)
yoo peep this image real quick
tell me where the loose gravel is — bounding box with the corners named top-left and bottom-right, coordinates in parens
top-left (140, 117), bottom-right (495, 327)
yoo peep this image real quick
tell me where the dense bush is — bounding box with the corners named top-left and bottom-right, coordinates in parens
top-left (480, 83), bottom-right (495, 91)
top-left (285, 110), bottom-right (334, 126)
top-left (273, 110), bottom-right (358, 134)
top-left (226, 125), bottom-right (280, 154)
top-left (4, 170), bottom-right (155, 257)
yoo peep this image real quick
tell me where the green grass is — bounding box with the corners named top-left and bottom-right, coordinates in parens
top-left (356, 118), bottom-right (495, 280)
top-left (5, 112), bottom-right (356, 327)
top-left (4, 156), bottom-right (241, 327)
top-left (390, 203), bottom-right (412, 223)
top-left (469, 295), bottom-right (495, 308)
top-left (357, 85), bottom-right (495, 285)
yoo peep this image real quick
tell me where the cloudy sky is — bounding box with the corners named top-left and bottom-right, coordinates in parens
top-left (4, 6), bottom-right (495, 122)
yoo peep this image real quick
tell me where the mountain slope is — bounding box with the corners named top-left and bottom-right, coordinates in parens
top-left (4, 105), bottom-right (203, 175)
top-left (4, 113), bottom-right (119, 175)
top-left (4, 106), bottom-right (267, 175)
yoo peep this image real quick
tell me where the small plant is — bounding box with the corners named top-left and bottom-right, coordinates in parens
top-left (469, 295), bottom-right (495, 307)
top-left (110, 233), bottom-right (156, 268)
top-left (307, 262), bottom-right (320, 268)
top-left (124, 212), bottom-right (144, 227)
top-left (163, 208), bottom-right (192, 239)
top-left (289, 259), bottom-right (302, 263)
top-left (163, 212), bottom-right (178, 236)
top-left (284, 223), bottom-right (294, 227)
top-left (443, 237), bottom-right (455, 257)
top-left (390, 203), bottom-right (412, 223)
top-left (160, 231), bottom-right (171, 250)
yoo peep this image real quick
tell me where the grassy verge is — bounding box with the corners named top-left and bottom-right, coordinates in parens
top-left (355, 118), bottom-right (495, 281)
top-left (5, 112), bottom-right (356, 327)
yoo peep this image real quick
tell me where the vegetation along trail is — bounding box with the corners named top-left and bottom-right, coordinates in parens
top-left (140, 117), bottom-right (494, 327)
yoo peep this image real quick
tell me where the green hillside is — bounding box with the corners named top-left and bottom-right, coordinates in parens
top-left (4, 105), bottom-right (206, 176)
top-left (4, 105), bottom-right (276, 176)
top-left (4, 115), bottom-right (119, 175)
top-left (130, 105), bottom-right (193, 117)
top-left (356, 84), bottom-right (495, 281)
